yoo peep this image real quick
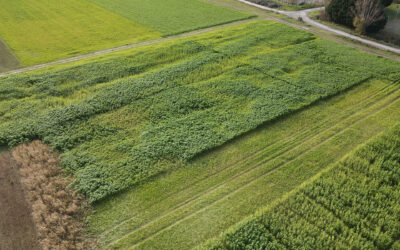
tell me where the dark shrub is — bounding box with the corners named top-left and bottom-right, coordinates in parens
top-left (326, 0), bottom-right (357, 27)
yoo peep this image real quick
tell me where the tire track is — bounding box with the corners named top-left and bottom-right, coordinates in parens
top-left (109, 85), bottom-right (400, 248)
top-left (99, 81), bottom-right (391, 240)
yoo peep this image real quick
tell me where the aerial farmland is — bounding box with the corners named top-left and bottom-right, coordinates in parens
top-left (1, 0), bottom-right (400, 249)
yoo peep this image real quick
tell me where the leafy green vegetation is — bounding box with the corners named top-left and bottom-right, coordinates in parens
top-left (1, 21), bottom-right (400, 204)
top-left (89, 0), bottom-right (253, 35)
top-left (203, 119), bottom-right (400, 249)
top-left (88, 79), bottom-right (400, 249)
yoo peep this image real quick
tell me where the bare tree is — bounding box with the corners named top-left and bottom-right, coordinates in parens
top-left (351, 0), bottom-right (386, 35)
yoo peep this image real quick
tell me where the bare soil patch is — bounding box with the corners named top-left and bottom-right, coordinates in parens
top-left (0, 149), bottom-right (40, 250)
top-left (12, 141), bottom-right (96, 250)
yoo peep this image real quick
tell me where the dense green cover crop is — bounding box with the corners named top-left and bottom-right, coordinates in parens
top-left (204, 122), bottom-right (400, 249)
top-left (1, 21), bottom-right (399, 202)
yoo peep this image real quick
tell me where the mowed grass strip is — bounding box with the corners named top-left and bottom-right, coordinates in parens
top-left (0, 0), bottom-right (161, 65)
top-left (89, 0), bottom-right (254, 35)
top-left (1, 21), bottom-right (400, 203)
top-left (202, 110), bottom-right (400, 250)
top-left (89, 79), bottom-right (400, 249)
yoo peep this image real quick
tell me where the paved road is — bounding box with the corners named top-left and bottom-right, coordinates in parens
top-left (236, 0), bottom-right (400, 54)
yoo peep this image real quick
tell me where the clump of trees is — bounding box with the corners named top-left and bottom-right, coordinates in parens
top-left (326, 0), bottom-right (392, 34)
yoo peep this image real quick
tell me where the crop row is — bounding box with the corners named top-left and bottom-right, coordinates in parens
top-left (1, 21), bottom-right (400, 202)
top-left (204, 122), bottom-right (400, 249)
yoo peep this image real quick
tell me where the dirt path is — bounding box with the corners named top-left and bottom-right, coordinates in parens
top-left (0, 150), bottom-right (40, 250)
top-left (0, 39), bottom-right (19, 73)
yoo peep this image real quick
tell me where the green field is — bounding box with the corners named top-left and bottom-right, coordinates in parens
top-left (0, 0), bottom-right (251, 66)
top-left (89, 0), bottom-right (253, 35)
top-left (89, 79), bottom-right (400, 249)
top-left (1, 21), bottom-right (400, 202)
top-left (2, 19), bottom-right (400, 249)
top-left (203, 120), bottom-right (400, 249)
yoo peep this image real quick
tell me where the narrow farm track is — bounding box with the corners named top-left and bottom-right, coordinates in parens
top-left (94, 80), bottom-right (400, 249)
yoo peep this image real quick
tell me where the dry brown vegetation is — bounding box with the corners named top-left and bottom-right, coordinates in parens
top-left (12, 141), bottom-right (95, 250)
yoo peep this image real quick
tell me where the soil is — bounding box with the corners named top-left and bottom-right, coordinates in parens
top-left (0, 39), bottom-right (19, 73)
top-left (0, 150), bottom-right (40, 250)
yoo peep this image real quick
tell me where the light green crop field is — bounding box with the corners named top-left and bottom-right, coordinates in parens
top-left (0, 0), bottom-right (251, 66)
top-left (1, 20), bottom-right (400, 248)
top-left (89, 0), bottom-right (253, 35)
top-left (0, 0), bottom-right (161, 66)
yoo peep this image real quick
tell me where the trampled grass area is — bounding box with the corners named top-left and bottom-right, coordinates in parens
top-left (1, 21), bottom-right (400, 204)
top-left (89, 79), bottom-right (400, 249)
top-left (202, 115), bottom-right (400, 249)
top-left (88, 0), bottom-right (254, 35)
top-left (0, 0), bottom-right (161, 66)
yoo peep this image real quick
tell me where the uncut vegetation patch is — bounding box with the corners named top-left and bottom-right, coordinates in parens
top-left (1, 21), bottom-right (400, 203)
top-left (89, 0), bottom-right (253, 35)
top-left (203, 121), bottom-right (400, 249)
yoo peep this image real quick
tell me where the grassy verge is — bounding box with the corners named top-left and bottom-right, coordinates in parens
top-left (89, 78), bottom-right (400, 249)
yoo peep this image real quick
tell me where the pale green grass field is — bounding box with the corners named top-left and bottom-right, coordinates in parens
top-left (0, 0), bottom-right (252, 66)
top-left (89, 0), bottom-right (253, 35)
top-left (0, 0), bottom-right (160, 66)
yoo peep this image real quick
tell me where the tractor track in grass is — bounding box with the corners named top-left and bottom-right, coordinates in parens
top-left (127, 90), bottom-right (400, 249)
top-left (101, 82), bottom-right (400, 248)
top-left (128, 92), bottom-right (400, 249)
top-left (99, 80), bottom-right (392, 241)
